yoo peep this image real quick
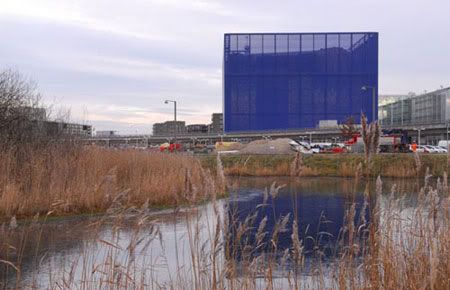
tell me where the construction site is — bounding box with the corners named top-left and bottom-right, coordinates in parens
top-left (86, 33), bottom-right (450, 154)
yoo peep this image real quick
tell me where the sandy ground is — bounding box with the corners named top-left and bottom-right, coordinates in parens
top-left (239, 138), bottom-right (295, 154)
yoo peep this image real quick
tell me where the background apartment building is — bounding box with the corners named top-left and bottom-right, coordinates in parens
top-left (380, 87), bottom-right (450, 126)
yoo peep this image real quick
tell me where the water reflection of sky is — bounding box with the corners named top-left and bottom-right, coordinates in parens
top-left (226, 177), bottom-right (369, 261)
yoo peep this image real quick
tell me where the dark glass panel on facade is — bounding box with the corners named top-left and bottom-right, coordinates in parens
top-left (224, 32), bottom-right (378, 132)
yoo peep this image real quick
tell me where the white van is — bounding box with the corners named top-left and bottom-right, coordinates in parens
top-left (438, 140), bottom-right (450, 149)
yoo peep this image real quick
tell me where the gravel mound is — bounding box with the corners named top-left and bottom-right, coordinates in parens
top-left (215, 142), bottom-right (244, 151)
top-left (239, 138), bottom-right (295, 155)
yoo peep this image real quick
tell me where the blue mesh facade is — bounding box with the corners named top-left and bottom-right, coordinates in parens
top-left (223, 32), bottom-right (378, 132)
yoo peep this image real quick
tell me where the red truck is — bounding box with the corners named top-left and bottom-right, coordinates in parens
top-left (159, 143), bottom-right (182, 152)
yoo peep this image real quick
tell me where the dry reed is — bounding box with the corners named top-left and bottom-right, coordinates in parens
top-left (361, 113), bottom-right (380, 176)
top-left (0, 145), bottom-right (222, 219)
top-left (1, 150), bottom-right (449, 290)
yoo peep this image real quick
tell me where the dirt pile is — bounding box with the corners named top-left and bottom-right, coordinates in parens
top-left (215, 141), bottom-right (244, 151)
top-left (239, 138), bottom-right (295, 155)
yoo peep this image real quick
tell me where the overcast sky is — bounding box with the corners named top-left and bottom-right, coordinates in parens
top-left (1, 0), bottom-right (449, 134)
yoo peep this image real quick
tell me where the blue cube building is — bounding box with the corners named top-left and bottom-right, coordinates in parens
top-left (223, 32), bottom-right (378, 132)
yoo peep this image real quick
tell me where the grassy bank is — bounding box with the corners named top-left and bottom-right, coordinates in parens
top-left (2, 149), bottom-right (446, 220)
top-left (0, 146), bottom-right (224, 219)
top-left (201, 153), bottom-right (447, 178)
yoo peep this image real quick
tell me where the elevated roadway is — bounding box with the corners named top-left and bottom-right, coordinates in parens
top-left (84, 123), bottom-right (450, 147)
top-left (84, 128), bottom-right (344, 147)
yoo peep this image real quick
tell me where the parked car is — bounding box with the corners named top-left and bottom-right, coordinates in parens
top-left (423, 145), bottom-right (439, 153)
top-left (290, 140), bottom-right (314, 154)
top-left (438, 140), bottom-right (450, 148)
top-left (430, 145), bottom-right (447, 153)
top-left (438, 146), bottom-right (448, 153)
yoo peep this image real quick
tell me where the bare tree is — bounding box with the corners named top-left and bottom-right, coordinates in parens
top-left (0, 69), bottom-right (44, 146)
top-left (340, 116), bottom-right (358, 138)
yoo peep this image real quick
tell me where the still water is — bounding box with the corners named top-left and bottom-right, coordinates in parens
top-left (0, 177), bottom-right (423, 289)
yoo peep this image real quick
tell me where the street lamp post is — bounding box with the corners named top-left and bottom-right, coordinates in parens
top-left (164, 100), bottom-right (177, 142)
top-left (418, 128), bottom-right (421, 146)
top-left (361, 85), bottom-right (377, 122)
top-left (401, 95), bottom-right (404, 126)
top-left (446, 121), bottom-right (449, 149)
top-left (446, 121), bottom-right (449, 171)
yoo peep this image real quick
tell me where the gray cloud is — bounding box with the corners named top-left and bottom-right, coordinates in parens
top-left (1, 0), bottom-right (449, 133)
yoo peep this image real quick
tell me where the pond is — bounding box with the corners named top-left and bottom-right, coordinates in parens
top-left (0, 176), bottom-right (438, 289)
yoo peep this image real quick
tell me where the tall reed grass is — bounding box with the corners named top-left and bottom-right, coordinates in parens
top-left (1, 171), bottom-right (448, 289)
top-left (1, 142), bottom-right (449, 289)
top-left (0, 145), bottom-right (223, 219)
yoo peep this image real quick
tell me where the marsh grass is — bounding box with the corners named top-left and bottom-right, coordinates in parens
top-left (1, 146), bottom-right (449, 289)
top-left (1, 170), bottom-right (449, 289)
top-left (0, 145), bottom-right (224, 219)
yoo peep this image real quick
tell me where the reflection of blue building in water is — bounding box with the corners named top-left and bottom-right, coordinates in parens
top-left (223, 33), bottom-right (378, 132)
top-left (226, 178), bottom-right (368, 261)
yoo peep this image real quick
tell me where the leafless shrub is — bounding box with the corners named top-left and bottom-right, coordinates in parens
top-left (340, 116), bottom-right (358, 137)
top-left (0, 69), bottom-right (46, 147)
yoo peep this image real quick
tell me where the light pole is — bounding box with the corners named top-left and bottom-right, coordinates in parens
top-left (446, 122), bottom-right (449, 170)
top-left (418, 128), bottom-right (421, 146)
top-left (361, 85), bottom-right (377, 122)
top-left (401, 95), bottom-right (404, 126)
top-left (164, 100), bottom-right (177, 143)
top-left (446, 121), bottom-right (449, 148)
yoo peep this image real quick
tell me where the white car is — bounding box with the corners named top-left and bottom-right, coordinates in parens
top-left (438, 146), bottom-right (448, 153)
top-left (289, 140), bottom-right (314, 154)
top-left (431, 145), bottom-right (447, 153)
top-left (423, 145), bottom-right (438, 153)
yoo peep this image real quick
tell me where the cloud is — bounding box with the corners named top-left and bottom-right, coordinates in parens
top-left (1, 0), bottom-right (450, 133)
top-left (69, 55), bottom-right (221, 86)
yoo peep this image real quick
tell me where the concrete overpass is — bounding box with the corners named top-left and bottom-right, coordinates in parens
top-left (84, 128), bottom-right (344, 147)
top-left (83, 123), bottom-right (450, 147)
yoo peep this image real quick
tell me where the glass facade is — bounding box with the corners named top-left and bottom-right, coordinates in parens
top-left (380, 88), bottom-right (450, 126)
top-left (379, 97), bottom-right (412, 126)
top-left (223, 32), bottom-right (378, 132)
